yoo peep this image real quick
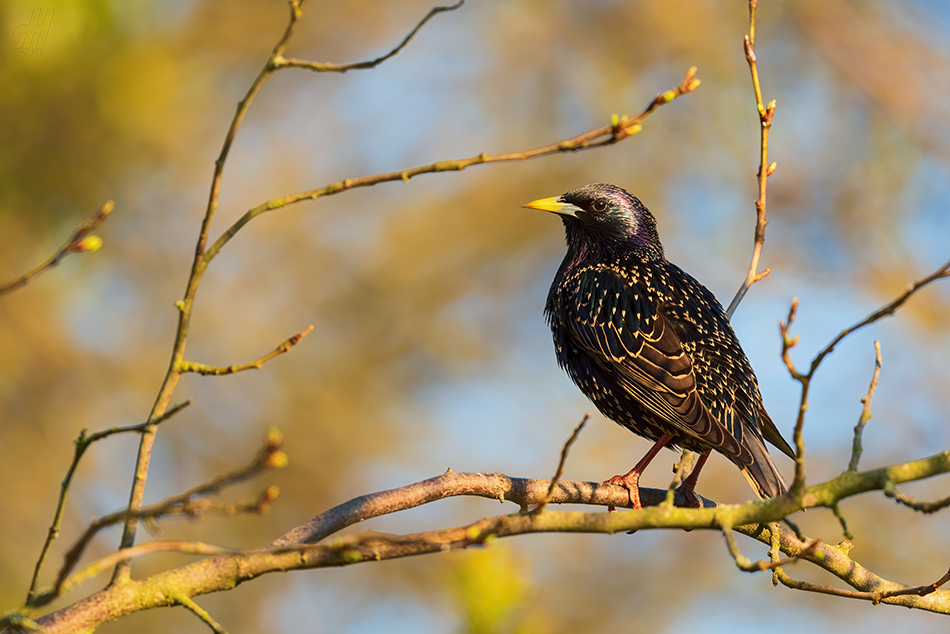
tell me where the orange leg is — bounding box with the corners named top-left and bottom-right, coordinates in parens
top-left (604, 432), bottom-right (675, 510)
top-left (678, 448), bottom-right (711, 508)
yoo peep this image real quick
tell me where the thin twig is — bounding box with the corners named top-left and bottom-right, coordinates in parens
top-left (177, 325), bottom-right (314, 375)
top-left (883, 481), bottom-right (950, 514)
top-left (0, 200), bottom-right (113, 297)
top-left (848, 341), bottom-right (882, 472)
top-left (535, 414), bottom-right (589, 513)
top-left (719, 521), bottom-right (812, 572)
top-left (664, 451), bottom-right (697, 508)
top-left (778, 258), bottom-right (950, 497)
top-left (26, 399), bottom-right (193, 602)
top-left (777, 565), bottom-right (950, 606)
top-left (830, 503), bottom-right (853, 541)
top-left (726, 0), bottom-right (775, 318)
top-left (177, 596), bottom-right (230, 634)
top-left (810, 258), bottom-right (950, 372)
top-left (52, 429), bottom-right (286, 596)
top-left (203, 67), bottom-right (702, 267)
top-left (276, 1), bottom-right (465, 73)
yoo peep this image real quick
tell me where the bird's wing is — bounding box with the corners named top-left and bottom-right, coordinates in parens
top-left (562, 268), bottom-right (749, 462)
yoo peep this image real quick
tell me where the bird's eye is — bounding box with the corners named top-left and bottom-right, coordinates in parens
top-left (592, 199), bottom-right (608, 212)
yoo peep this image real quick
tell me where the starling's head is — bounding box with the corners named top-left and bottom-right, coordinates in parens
top-left (523, 183), bottom-right (663, 260)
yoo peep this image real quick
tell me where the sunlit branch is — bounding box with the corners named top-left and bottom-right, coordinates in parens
top-left (726, 0), bottom-right (775, 318)
top-left (204, 67), bottom-right (701, 266)
top-left (0, 200), bottom-right (113, 297)
top-left (21, 454), bottom-right (950, 632)
top-left (809, 258), bottom-right (950, 372)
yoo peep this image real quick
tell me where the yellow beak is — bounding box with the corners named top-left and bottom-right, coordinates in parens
top-left (522, 196), bottom-right (580, 217)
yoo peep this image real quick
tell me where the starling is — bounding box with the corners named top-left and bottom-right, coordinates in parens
top-left (524, 183), bottom-right (794, 508)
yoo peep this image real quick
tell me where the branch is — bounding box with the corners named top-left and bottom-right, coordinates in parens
top-left (24, 454), bottom-right (950, 632)
top-left (275, 1), bottom-right (465, 73)
top-left (726, 0), bottom-right (775, 318)
top-left (26, 400), bottom-right (193, 602)
top-left (177, 325), bottom-right (313, 375)
top-left (0, 200), bottom-right (113, 297)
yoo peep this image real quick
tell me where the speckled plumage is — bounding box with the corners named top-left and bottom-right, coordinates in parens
top-left (526, 183), bottom-right (794, 502)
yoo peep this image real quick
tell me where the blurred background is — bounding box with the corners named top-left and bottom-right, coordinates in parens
top-left (2, 0), bottom-right (949, 632)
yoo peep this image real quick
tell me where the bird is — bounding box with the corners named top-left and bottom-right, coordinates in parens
top-left (523, 183), bottom-right (794, 509)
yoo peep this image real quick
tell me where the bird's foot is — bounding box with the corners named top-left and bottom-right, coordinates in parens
top-left (603, 471), bottom-right (643, 511)
top-left (676, 449), bottom-right (710, 508)
top-left (677, 483), bottom-right (703, 509)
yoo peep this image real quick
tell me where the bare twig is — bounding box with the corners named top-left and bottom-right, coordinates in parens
top-left (26, 400), bottom-right (193, 602)
top-left (276, 1), bottom-right (465, 73)
top-left (177, 596), bottom-right (229, 634)
top-left (535, 414), bottom-right (589, 513)
top-left (664, 450), bottom-right (697, 508)
top-left (726, 1), bottom-right (775, 318)
top-left (177, 325), bottom-right (314, 376)
top-left (883, 481), bottom-right (950, 514)
top-left (0, 200), bottom-right (113, 297)
top-left (848, 341), bottom-right (882, 472)
top-left (830, 503), bottom-right (853, 541)
top-left (777, 565), bottom-right (950, 606)
top-left (202, 67), bottom-right (702, 267)
top-left (719, 521), bottom-right (814, 572)
top-left (810, 258), bottom-right (950, 371)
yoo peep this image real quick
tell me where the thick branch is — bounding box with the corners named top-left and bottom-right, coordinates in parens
top-left (26, 454), bottom-right (950, 632)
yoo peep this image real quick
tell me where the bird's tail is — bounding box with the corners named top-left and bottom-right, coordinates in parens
top-left (737, 437), bottom-right (789, 500)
